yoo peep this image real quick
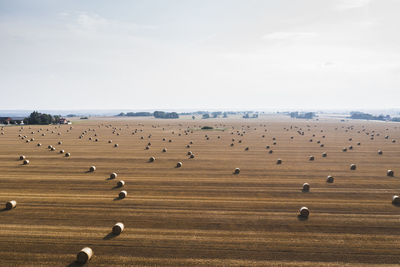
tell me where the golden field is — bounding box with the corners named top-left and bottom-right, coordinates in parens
top-left (0, 115), bottom-right (399, 266)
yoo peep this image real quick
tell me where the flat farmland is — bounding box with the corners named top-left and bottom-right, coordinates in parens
top-left (1, 116), bottom-right (400, 266)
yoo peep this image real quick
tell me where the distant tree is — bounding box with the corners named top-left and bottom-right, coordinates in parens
top-left (23, 111), bottom-right (57, 125)
top-left (154, 111), bottom-right (179, 119)
top-left (202, 114), bottom-right (210, 119)
top-left (126, 112), bottom-right (152, 117)
top-left (117, 112), bottom-right (126, 116)
top-left (211, 111), bottom-right (222, 118)
top-left (192, 116), bottom-right (195, 120)
top-left (350, 112), bottom-right (387, 121)
top-left (223, 112), bottom-right (228, 118)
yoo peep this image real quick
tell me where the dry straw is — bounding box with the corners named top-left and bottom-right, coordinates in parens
top-left (299, 207), bottom-right (310, 217)
top-left (5, 200), bottom-right (17, 210)
top-left (112, 222), bottom-right (125, 235)
top-left (77, 247), bottom-right (93, 264)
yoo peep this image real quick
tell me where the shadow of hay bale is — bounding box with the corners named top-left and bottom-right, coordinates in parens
top-left (67, 262), bottom-right (84, 267)
top-left (103, 232), bottom-right (117, 240)
top-left (297, 215), bottom-right (309, 221)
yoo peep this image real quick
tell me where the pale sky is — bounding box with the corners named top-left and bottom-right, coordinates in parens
top-left (1, 0), bottom-right (399, 111)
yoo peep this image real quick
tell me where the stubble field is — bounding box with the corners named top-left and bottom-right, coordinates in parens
top-left (0, 115), bottom-right (399, 266)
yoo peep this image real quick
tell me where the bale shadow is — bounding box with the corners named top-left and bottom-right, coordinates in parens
top-left (392, 203), bottom-right (400, 207)
top-left (297, 215), bottom-right (309, 221)
top-left (66, 261), bottom-right (84, 267)
top-left (0, 208), bottom-right (8, 213)
top-left (106, 177), bottom-right (114, 181)
top-left (111, 185), bottom-right (121, 190)
top-left (113, 197), bottom-right (122, 201)
top-left (103, 232), bottom-right (117, 240)
top-left (301, 189), bottom-right (309, 193)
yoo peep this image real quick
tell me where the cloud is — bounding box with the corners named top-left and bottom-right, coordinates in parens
top-left (76, 12), bottom-right (109, 31)
top-left (63, 12), bottom-right (158, 35)
top-left (262, 31), bottom-right (316, 41)
top-left (335, 0), bottom-right (372, 9)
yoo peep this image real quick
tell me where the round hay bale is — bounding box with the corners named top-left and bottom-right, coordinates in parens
top-left (190, 154), bottom-right (195, 159)
top-left (342, 147), bottom-right (347, 152)
top-left (19, 155), bottom-right (26, 160)
top-left (392, 139), bottom-right (396, 143)
top-left (65, 152), bottom-right (71, 157)
top-left (234, 168), bottom-right (240, 174)
top-left (186, 144), bottom-right (191, 148)
top-left (145, 146), bottom-right (150, 150)
top-left (187, 151), bottom-right (192, 156)
top-left (309, 156), bottom-right (314, 161)
top-left (58, 141), bottom-right (62, 145)
top-left (110, 173), bottom-right (117, 179)
top-left (387, 170), bottom-right (394, 177)
top-left (114, 144), bottom-right (119, 147)
top-left (322, 152), bottom-right (327, 157)
top-left (112, 222), bottom-right (125, 235)
top-left (89, 166), bottom-right (96, 172)
top-left (268, 150), bottom-right (273, 154)
top-left (59, 150), bottom-right (65, 154)
top-left (245, 147), bottom-right (249, 151)
top-left (108, 140), bottom-right (112, 143)
top-left (51, 147), bottom-right (56, 151)
top-left (326, 175), bottom-right (334, 183)
top-left (392, 195), bottom-right (400, 205)
top-left (302, 183), bottom-right (310, 192)
top-left (149, 156), bottom-right (155, 162)
top-left (119, 190), bottom-right (127, 199)
top-left (77, 247), bottom-right (93, 264)
top-left (349, 145), bottom-right (353, 150)
top-left (276, 159), bottom-right (282, 164)
top-left (5, 200), bottom-right (17, 210)
top-left (350, 164), bottom-right (356, 170)
top-left (23, 159), bottom-right (29, 165)
top-left (299, 207), bottom-right (310, 217)
top-left (357, 142), bottom-right (361, 146)
top-left (266, 145), bottom-right (270, 149)
top-left (162, 148), bottom-right (167, 152)
top-left (176, 162), bottom-right (182, 168)
top-left (37, 143), bottom-right (41, 147)
top-left (117, 180), bottom-right (125, 187)
top-left (378, 150), bottom-right (383, 155)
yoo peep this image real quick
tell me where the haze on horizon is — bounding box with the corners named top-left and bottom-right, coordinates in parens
top-left (1, 0), bottom-right (399, 111)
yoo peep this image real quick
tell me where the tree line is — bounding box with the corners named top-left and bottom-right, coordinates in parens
top-left (23, 111), bottom-right (61, 125)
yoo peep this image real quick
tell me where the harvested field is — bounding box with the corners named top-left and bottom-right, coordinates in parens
top-left (1, 116), bottom-right (400, 266)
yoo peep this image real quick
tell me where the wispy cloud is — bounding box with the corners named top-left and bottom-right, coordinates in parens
top-left (63, 12), bottom-right (158, 35)
top-left (262, 31), bottom-right (316, 41)
top-left (335, 0), bottom-right (372, 9)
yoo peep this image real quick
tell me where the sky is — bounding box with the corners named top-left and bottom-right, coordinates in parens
top-left (0, 0), bottom-right (399, 111)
